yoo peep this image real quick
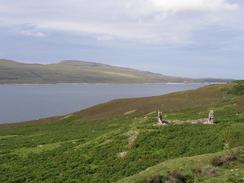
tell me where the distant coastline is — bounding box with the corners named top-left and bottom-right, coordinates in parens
top-left (0, 82), bottom-right (225, 85)
top-left (0, 59), bottom-right (233, 84)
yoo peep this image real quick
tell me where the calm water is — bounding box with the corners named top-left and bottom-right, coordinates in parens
top-left (0, 83), bottom-right (208, 124)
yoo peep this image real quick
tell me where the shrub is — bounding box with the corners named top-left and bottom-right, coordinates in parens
top-left (139, 171), bottom-right (194, 183)
top-left (137, 175), bottom-right (164, 183)
top-left (227, 80), bottom-right (244, 96)
top-left (166, 170), bottom-right (193, 183)
top-left (192, 166), bottom-right (218, 177)
top-left (211, 154), bottom-right (237, 167)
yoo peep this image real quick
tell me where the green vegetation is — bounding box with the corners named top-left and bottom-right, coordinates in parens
top-left (118, 147), bottom-right (244, 183)
top-left (227, 80), bottom-right (244, 96)
top-left (0, 82), bottom-right (243, 182)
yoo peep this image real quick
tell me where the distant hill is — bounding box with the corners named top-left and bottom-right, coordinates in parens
top-left (0, 59), bottom-right (231, 84)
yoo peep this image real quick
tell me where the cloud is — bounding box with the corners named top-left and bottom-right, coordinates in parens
top-left (96, 35), bottom-right (114, 41)
top-left (0, 4), bottom-right (13, 13)
top-left (0, 0), bottom-right (242, 44)
top-left (20, 30), bottom-right (46, 37)
top-left (120, 0), bottom-right (239, 19)
top-left (149, 0), bottom-right (239, 13)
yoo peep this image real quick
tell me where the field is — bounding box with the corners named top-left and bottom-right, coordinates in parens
top-left (0, 81), bottom-right (244, 182)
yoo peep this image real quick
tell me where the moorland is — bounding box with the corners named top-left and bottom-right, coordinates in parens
top-left (0, 81), bottom-right (244, 182)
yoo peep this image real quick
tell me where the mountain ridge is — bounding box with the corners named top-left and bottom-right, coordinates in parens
top-left (0, 59), bottom-right (232, 84)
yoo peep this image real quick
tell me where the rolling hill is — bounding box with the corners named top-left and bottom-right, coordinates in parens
top-left (0, 81), bottom-right (243, 182)
top-left (0, 59), bottom-right (229, 84)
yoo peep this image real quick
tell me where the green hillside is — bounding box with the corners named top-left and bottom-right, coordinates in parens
top-left (0, 81), bottom-right (244, 182)
top-left (0, 59), bottom-right (229, 84)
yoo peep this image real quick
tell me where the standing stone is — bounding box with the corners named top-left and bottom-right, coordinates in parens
top-left (158, 111), bottom-right (168, 125)
top-left (208, 110), bottom-right (214, 124)
top-left (158, 111), bottom-right (163, 124)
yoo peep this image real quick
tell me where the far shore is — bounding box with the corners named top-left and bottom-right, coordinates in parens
top-left (0, 82), bottom-right (226, 85)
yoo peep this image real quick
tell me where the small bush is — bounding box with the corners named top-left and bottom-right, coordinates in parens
top-left (211, 154), bottom-right (237, 167)
top-left (166, 170), bottom-right (193, 183)
top-left (139, 171), bottom-right (194, 183)
top-left (137, 175), bottom-right (164, 183)
top-left (148, 175), bottom-right (164, 183)
top-left (192, 166), bottom-right (218, 177)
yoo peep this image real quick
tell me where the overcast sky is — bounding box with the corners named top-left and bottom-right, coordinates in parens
top-left (0, 0), bottom-right (243, 79)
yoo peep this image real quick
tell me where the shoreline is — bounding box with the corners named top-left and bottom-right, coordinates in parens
top-left (0, 83), bottom-right (213, 126)
top-left (0, 82), bottom-right (224, 86)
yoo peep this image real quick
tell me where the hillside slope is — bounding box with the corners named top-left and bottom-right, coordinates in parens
top-left (0, 81), bottom-right (243, 183)
top-left (0, 59), bottom-right (228, 84)
top-left (75, 83), bottom-right (229, 120)
top-left (117, 147), bottom-right (244, 183)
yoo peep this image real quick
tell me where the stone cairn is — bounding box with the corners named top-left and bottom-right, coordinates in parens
top-left (157, 111), bottom-right (168, 125)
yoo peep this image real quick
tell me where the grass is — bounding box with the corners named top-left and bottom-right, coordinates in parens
top-left (13, 142), bottom-right (61, 157)
top-left (0, 135), bottom-right (18, 140)
top-left (227, 80), bottom-right (244, 96)
top-left (117, 147), bottom-right (244, 183)
top-left (76, 84), bottom-right (229, 120)
top-left (0, 82), bottom-right (243, 182)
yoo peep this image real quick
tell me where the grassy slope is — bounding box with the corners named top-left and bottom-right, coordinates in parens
top-left (117, 147), bottom-right (244, 183)
top-left (75, 84), bottom-right (230, 120)
top-left (0, 59), bottom-right (192, 84)
top-left (0, 82), bottom-right (244, 183)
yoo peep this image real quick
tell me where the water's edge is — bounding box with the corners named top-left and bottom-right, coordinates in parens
top-left (0, 83), bottom-right (210, 124)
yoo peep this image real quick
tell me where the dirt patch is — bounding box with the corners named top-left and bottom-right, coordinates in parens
top-left (124, 109), bottom-right (137, 116)
top-left (171, 118), bottom-right (212, 125)
top-left (62, 114), bottom-right (73, 119)
top-left (191, 118), bottom-right (209, 124)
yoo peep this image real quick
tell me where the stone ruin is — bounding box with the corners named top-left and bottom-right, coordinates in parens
top-left (207, 110), bottom-right (214, 124)
top-left (157, 111), bottom-right (169, 125)
top-left (191, 110), bottom-right (215, 124)
top-left (157, 110), bottom-right (215, 125)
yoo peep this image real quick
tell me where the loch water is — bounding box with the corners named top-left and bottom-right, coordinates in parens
top-left (0, 83), bottom-right (208, 124)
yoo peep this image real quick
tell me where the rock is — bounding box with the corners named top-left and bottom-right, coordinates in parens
top-left (157, 111), bottom-right (169, 125)
top-left (207, 110), bottom-right (214, 124)
top-left (117, 151), bottom-right (128, 159)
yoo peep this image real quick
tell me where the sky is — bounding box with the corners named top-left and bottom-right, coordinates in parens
top-left (0, 0), bottom-right (243, 79)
